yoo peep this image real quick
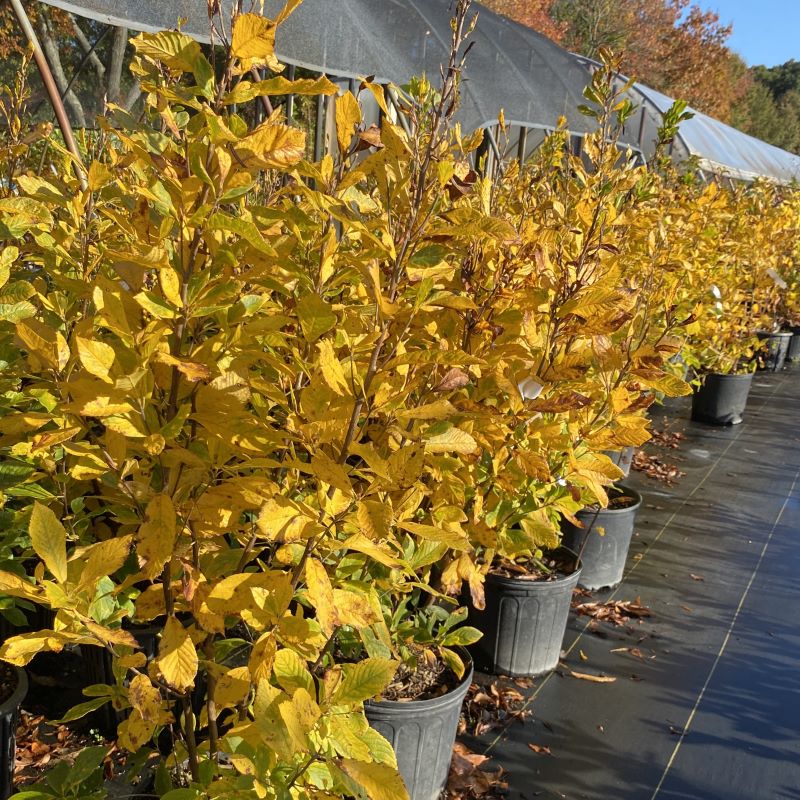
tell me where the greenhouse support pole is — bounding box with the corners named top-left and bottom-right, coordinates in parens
top-left (10, 0), bottom-right (87, 189)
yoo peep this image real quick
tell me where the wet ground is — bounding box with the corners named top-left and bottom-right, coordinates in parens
top-left (473, 368), bottom-right (800, 800)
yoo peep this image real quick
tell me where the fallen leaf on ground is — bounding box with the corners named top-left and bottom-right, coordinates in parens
top-left (610, 647), bottom-right (653, 661)
top-left (632, 450), bottom-right (686, 485)
top-left (572, 598), bottom-right (652, 626)
top-left (649, 426), bottom-right (685, 449)
top-left (528, 744), bottom-right (552, 755)
top-left (459, 679), bottom-right (530, 737)
top-left (568, 670), bottom-right (616, 683)
top-left (681, 605), bottom-right (693, 613)
top-left (446, 742), bottom-right (507, 800)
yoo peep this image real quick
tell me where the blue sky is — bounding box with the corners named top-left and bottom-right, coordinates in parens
top-left (701, 0), bottom-right (800, 67)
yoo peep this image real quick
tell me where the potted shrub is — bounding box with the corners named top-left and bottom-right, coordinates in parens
top-left (686, 183), bottom-right (797, 422)
top-left (0, 3), bottom-right (504, 798)
top-left (560, 485), bottom-right (643, 590)
top-left (441, 55), bottom-right (690, 672)
top-left (0, 8), bottom-right (474, 798)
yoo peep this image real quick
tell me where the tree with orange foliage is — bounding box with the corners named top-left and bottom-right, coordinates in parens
top-left (479, 0), bottom-right (567, 44)
top-left (487, 0), bottom-right (749, 123)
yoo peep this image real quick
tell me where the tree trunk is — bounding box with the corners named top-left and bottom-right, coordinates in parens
top-left (36, 10), bottom-right (87, 128)
top-left (68, 13), bottom-right (106, 82)
top-left (123, 81), bottom-right (141, 112)
top-left (106, 25), bottom-right (128, 105)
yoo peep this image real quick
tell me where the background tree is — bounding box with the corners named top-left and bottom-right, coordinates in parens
top-left (0, 0), bottom-right (138, 126)
top-left (483, 0), bottom-right (749, 123)
top-left (481, 0), bottom-right (567, 43)
top-left (735, 60), bottom-right (800, 154)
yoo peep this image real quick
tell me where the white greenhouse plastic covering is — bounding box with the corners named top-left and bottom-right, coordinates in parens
top-left (37, 0), bottom-right (597, 138)
top-left (632, 82), bottom-right (800, 184)
top-left (35, 0), bottom-right (800, 183)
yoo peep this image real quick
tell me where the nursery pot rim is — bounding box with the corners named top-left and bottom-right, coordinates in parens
top-left (0, 665), bottom-right (27, 713)
top-left (698, 370), bottom-right (754, 382)
top-left (581, 484), bottom-right (642, 516)
top-left (365, 649), bottom-right (473, 712)
top-left (486, 545), bottom-right (582, 590)
top-left (756, 329), bottom-right (792, 339)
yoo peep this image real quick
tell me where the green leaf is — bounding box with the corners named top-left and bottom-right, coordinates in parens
top-left (52, 697), bottom-right (110, 724)
top-left (332, 657), bottom-right (398, 705)
top-left (442, 626), bottom-right (482, 647)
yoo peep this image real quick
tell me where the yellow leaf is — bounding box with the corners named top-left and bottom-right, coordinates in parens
top-left (309, 452), bottom-right (353, 495)
top-left (84, 622), bottom-right (139, 648)
top-left (118, 710), bottom-right (155, 752)
top-left (156, 617), bottom-right (197, 692)
top-left (155, 352), bottom-right (212, 382)
top-left (202, 572), bottom-right (293, 631)
top-left (16, 319), bottom-right (66, 371)
top-left (340, 759), bottom-right (409, 800)
top-left (317, 339), bottom-right (350, 395)
top-left (291, 686), bottom-right (321, 732)
top-left (79, 535), bottom-right (133, 591)
top-left (396, 400), bottom-right (458, 421)
top-left (273, 648), bottom-right (314, 695)
top-left (159, 267), bottom-right (183, 308)
top-left (257, 497), bottom-right (314, 541)
top-left (248, 632), bottom-right (277, 684)
top-left (214, 666), bottom-right (251, 709)
top-left (136, 494), bottom-right (176, 580)
top-left (79, 397), bottom-right (134, 417)
top-left (336, 91), bottom-right (361, 155)
top-left (253, 681), bottom-right (306, 757)
top-left (128, 674), bottom-right (163, 723)
top-left (305, 558), bottom-right (338, 636)
top-left (29, 502), bottom-right (68, 583)
top-left (31, 426), bottom-right (81, 453)
top-left (76, 336), bottom-right (115, 383)
top-left (231, 13), bottom-right (280, 71)
top-left (0, 630), bottom-right (88, 666)
top-left (333, 588), bottom-right (381, 628)
top-left (424, 427), bottom-right (478, 454)
top-left (0, 570), bottom-right (43, 603)
top-left (356, 500), bottom-right (391, 540)
top-left (341, 534), bottom-right (402, 568)
top-left (239, 123), bottom-right (306, 171)
top-left (397, 520), bottom-right (471, 551)
top-left (298, 294), bottom-right (337, 342)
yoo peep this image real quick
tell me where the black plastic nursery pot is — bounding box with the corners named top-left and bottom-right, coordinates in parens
top-left (756, 331), bottom-right (792, 372)
top-left (691, 372), bottom-right (753, 426)
top-left (0, 665), bottom-right (27, 800)
top-left (786, 327), bottom-right (800, 362)
top-left (606, 446), bottom-right (635, 479)
top-left (467, 548), bottom-right (582, 677)
top-left (364, 654), bottom-right (473, 800)
top-left (561, 487), bottom-right (642, 591)
top-left (81, 624), bottom-right (164, 735)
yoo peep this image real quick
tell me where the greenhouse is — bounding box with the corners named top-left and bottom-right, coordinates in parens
top-left (0, 1), bottom-right (798, 799)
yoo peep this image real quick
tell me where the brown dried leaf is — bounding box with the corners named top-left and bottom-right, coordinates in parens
top-left (527, 743), bottom-right (553, 755)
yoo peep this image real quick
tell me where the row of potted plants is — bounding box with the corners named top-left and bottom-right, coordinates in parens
top-left (0, 2), bottom-right (797, 798)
